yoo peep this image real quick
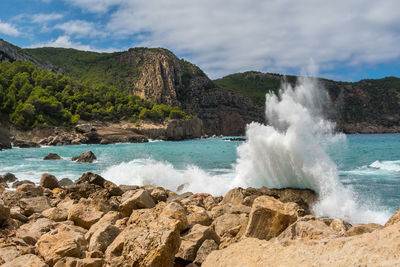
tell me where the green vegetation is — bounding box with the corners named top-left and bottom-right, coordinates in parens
top-left (0, 60), bottom-right (191, 130)
top-left (214, 71), bottom-right (297, 105)
top-left (23, 47), bottom-right (140, 93)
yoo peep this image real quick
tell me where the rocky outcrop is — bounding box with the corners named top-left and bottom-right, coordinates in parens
top-left (0, 126), bottom-right (11, 150)
top-left (43, 153), bottom-right (62, 160)
top-left (72, 150), bottom-right (97, 163)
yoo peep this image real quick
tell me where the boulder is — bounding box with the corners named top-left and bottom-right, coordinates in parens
top-left (75, 172), bottom-right (105, 187)
top-left (119, 189), bottom-right (156, 217)
top-left (37, 224), bottom-right (87, 266)
top-left (330, 218), bottom-right (352, 234)
top-left (345, 223), bottom-right (383, 236)
top-left (0, 201), bottom-right (10, 225)
top-left (16, 183), bottom-right (43, 197)
top-left (244, 196), bottom-right (298, 240)
top-left (385, 205), bottom-right (400, 226)
top-left (13, 140), bottom-right (39, 148)
top-left (1, 254), bottom-right (48, 267)
top-left (59, 178), bottom-right (74, 187)
top-left (85, 211), bottom-right (122, 241)
top-left (54, 257), bottom-right (104, 267)
top-left (0, 246), bottom-right (20, 264)
top-left (150, 187), bottom-right (168, 202)
top-left (159, 201), bottom-right (189, 232)
top-left (72, 150), bottom-right (97, 163)
top-left (42, 207), bottom-right (68, 222)
top-left (68, 198), bottom-right (104, 229)
top-left (213, 213), bottom-right (248, 241)
top-left (43, 153), bottom-right (62, 160)
top-left (88, 224), bottom-right (121, 252)
top-left (176, 224), bottom-right (220, 262)
top-left (187, 205), bottom-right (211, 226)
top-left (40, 173), bottom-right (59, 189)
top-left (1, 172), bottom-right (17, 182)
top-left (18, 196), bottom-right (51, 216)
top-left (16, 218), bottom-right (54, 245)
top-left (193, 239), bottom-right (219, 265)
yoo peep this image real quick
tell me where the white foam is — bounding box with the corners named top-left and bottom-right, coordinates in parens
top-left (370, 160), bottom-right (400, 172)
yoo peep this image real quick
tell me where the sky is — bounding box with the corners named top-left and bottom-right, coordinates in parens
top-left (0, 0), bottom-right (399, 81)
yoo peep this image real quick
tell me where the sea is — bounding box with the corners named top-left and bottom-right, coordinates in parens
top-left (1, 76), bottom-right (399, 225)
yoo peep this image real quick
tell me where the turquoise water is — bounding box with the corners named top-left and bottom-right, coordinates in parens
top-left (0, 134), bottom-right (399, 218)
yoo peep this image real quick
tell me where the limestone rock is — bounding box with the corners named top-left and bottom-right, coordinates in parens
top-left (150, 187), bottom-right (168, 202)
top-left (88, 224), bottom-right (121, 252)
top-left (213, 213), bottom-right (248, 241)
top-left (244, 196), bottom-right (298, 240)
top-left (119, 189), bottom-right (156, 217)
top-left (68, 198), bottom-right (104, 229)
top-left (385, 205), bottom-right (400, 226)
top-left (12, 179), bottom-right (34, 188)
top-left (1, 254), bottom-right (48, 267)
top-left (37, 224), bottom-right (87, 266)
top-left (176, 224), bottom-right (220, 262)
top-left (16, 218), bottom-right (54, 245)
top-left (0, 246), bottom-right (20, 263)
top-left (18, 196), bottom-right (51, 216)
top-left (72, 150), bottom-right (97, 163)
top-left (159, 201), bottom-right (188, 232)
top-left (345, 223), bottom-right (383, 236)
top-left (42, 207), bottom-right (68, 222)
top-left (43, 153), bottom-right (62, 160)
top-left (193, 239), bottom-right (218, 265)
top-left (187, 205), bottom-right (211, 226)
top-left (40, 173), bottom-right (59, 189)
top-left (85, 211), bottom-right (122, 241)
top-left (16, 183), bottom-right (43, 197)
top-left (0, 201), bottom-right (10, 225)
top-left (330, 218), bottom-right (352, 234)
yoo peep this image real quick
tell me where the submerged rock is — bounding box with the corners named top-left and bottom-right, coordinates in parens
top-left (71, 150), bottom-right (97, 163)
top-left (1, 172), bottom-right (17, 183)
top-left (43, 153), bottom-right (62, 160)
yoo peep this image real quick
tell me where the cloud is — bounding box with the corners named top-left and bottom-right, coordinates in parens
top-left (54, 20), bottom-right (106, 38)
top-left (0, 20), bottom-right (20, 36)
top-left (103, 0), bottom-right (400, 78)
top-left (32, 13), bottom-right (64, 23)
top-left (66, 0), bottom-right (124, 13)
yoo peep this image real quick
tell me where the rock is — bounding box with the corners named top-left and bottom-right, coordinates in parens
top-left (187, 205), bottom-right (211, 226)
top-left (37, 224), bottom-right (87, 266)
top-left (68, 198), bottom-right (104, 229)
top-left (159, 201), bottom-right (189, 232)
top-left (213, 213), bottom-right (248, 241)
top-left (176, 224), bottom-right (220, 262)
top-left (72, 150), bottom-right (97, 163)
top-left (385, 205), bottom-right (400, 226)
top-left (13, 140), bottom-right (40, 148)
top-left (16, 218), bottom-right (54, 245)
top-left (43, 153), bottom-right (62, 160)
top-left (88, 224), bottom-right (121, 252)
top-left (193, 239), bottom-right (219, 265)
top-left (1, 254), bottom-right (48, 267)
top-left (10, 210), bottom-right (29, 223)
top-left (1, 172), bottom-right (17, 182)
top-left (0, 127), bottom-right (11, 150)
top-left (0, 201), bottom-right (10, 225)
top-left (103, 180), bottom-right (123, 196)
top-left (54, 257), bottom-right (104, 267)
top-left (150, 187), bottom-right (168, 202)
top-left (75, 172), bottom-right (105, 186)
top-left (244, 196), bottom-right (298, 240)
top-left (85, 211), bottom-right (122, 241)
top-left (345, 223), bottom-right (383, 236)
top-left (42, 207), bottom-right (68, 222)
top-left (59, 178), bottom-right (74, 187)
top-left (203, 222), bottom-right (400, 266)
top-left (105, 215), bottom-right (180, 266)
top-left (16, 183), bottom-right (44, 197)
top-left (19, 196), bottom-right (51, 216)
top-left (277, 216), bottom-right (338, 244)
top-left (12, 179), bottom-right (34, 188)
top-left (330, 218), bottom-right (352, 234)
top-left (0, 246), bottom-right (20, 264)
top-left (119, 189), bottom-right (156, 217)
top-left (40, 173), bottom-right (59, 189)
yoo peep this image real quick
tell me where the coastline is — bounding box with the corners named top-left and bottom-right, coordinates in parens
top-left (0, 171), bottom-right (399, 266)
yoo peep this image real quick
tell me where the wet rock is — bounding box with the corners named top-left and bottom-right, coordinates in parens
top-left (345, 223), bottom-right (383, 236)
top-left (13, 140), bottom-right (39, 148)
top-left (176, 224), bottom-right (220, 262)
top-left (244, 196), bottom-right (298, 240)
top-left (19, 196), bottom-right (51, 217)
top-left (72, 150), bottom-right (97, 163)
top-left (1, 172), bottom-right (17, 182)
top-left (193, 239), bottom-right (219, 265)
top-left (59, 178), bottom-right (74, 187)
top-left (119, 189), bottom-right (156, 217)
top-left (43, 153), bottom-right (62, 160)
top-left (68, 198), bottom-right (104, 229)
top-left (40, 173), bottom-right (59, 189)
top-left (37, 224), bottom-right (87, 266)
top-left (1, 254), bottom-right (48, 267)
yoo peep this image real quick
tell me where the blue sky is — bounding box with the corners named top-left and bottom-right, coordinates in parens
top-left (0, 0), bottom-right (399, 81)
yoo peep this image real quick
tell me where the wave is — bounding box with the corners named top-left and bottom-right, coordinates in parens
top-left (370, 160), bottom-right (400, 172)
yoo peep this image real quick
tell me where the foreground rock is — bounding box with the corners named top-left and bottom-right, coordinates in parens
top-left (1, 254), bottom-right (48, 267)
top-left (72, 150), bottom-right (97, 163)
top-left (40, 173), bottom-right (59, 189)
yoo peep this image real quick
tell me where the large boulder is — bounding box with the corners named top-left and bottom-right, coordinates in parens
top-left (16, 183), bottom-right (43, 197)
top-left (1, 254), bottom-right (48, 267)
top-left (88, 224), bottom-right (121, 252)
top-left (68, 198), bottom-right (104, 229)
top-left (43, 153), bottom-right (62, 160)
top-left (212, 213), bottom-right (248, 248)
top-left (193, 239), bottom-right (219, 266)
top-left (176, 224), bottom-right (220, 262)
top-left (72, 150), bottom-right (97, 163)
top-left (119, 189), bottom-right (156, 217)
top-left (244, 196), bottom-right (298, 240)
top-left (85, 211), bottom-right (122, 241)
top-left (18, 196), bottom-right (51, 216)
top-left (37, 224), bottom-right (87, 266)
top-left (159, 201), bottom-right (189, 232)
top-left (40, 173), bottom-right (59, 189)
top-left (1, 172), bottom-right (17, 182)
top-left (187, 205), bottom-right (211, 227)
top-left (16, 218), bottom-right (54, 245)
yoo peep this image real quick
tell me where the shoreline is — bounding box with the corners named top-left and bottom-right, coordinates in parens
top-left (0, 171), bottom-right (399, 266)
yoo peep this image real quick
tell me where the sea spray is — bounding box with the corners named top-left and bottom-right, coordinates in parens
top-left (232, 76), bottom-right (390, 224)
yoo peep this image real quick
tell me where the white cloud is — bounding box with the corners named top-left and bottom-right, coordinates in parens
top-left (54, 20), bottom-right (106, 38)
top-left (32, 13), bottom-right (64, 23)
top-left (0, 20), bottom-right (20, 36)
top-left (102, 0), bottom-right (400, 78)
top-left (66, 0), bottom-right (124, 13)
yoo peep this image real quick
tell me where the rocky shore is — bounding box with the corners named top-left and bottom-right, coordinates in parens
top-left (0, 172), bottom-right (399, 266)
top-left (3, 118), bottom-right (203, 149)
